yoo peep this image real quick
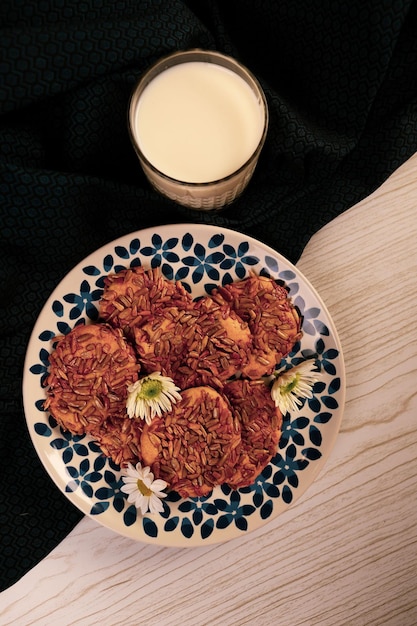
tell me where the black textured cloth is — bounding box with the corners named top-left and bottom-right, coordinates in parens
top-left (1, 0), bottom-right (417, 592)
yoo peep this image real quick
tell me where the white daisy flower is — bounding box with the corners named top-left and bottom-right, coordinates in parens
top-left (126, 371), bottom-right (181, 424)
top-left (271, 360), bottom-right (321, 414)
top-left (121, 462), bottom-right (168, 515)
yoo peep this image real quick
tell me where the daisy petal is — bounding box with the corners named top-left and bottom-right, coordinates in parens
top-left (126, 372), bottom-right (182, 423)
top-left (121, 461), bottom-right (168, 516)
top-left (271, 360), bottom-right (320, 415)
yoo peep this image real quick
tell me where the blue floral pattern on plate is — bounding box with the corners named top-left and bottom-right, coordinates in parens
top-left (23, 224), bottom-right (345, 546)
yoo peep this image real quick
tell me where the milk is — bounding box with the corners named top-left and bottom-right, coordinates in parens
top-left (133, 61), bottom-right (265, 183)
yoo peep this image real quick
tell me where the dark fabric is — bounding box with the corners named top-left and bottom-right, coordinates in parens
top-left (1, 0), bottom-right (417, 591)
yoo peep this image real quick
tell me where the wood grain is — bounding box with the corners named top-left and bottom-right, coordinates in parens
top-left (2, 153), bottom-right (417, 626)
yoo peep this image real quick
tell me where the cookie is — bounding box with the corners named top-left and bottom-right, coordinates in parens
top-left (140, 386), bottom-right (241, 498)
top-left (44, 323), bottom-right (139, 435)
top-left (99, 265), bottom-right (192, 338)
top-left (224, 378), bottom-right (283, 489)
top-left (211, 275), bottom-right (302, 378)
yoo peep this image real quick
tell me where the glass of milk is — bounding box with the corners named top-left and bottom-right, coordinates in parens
top-left (128, 49), bottom-right (268, 211)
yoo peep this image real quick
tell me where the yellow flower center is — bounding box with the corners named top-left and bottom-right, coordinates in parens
top-left (140, 378), bottom-right (163, 401)
top-left (282, 373), bottom-right (299, 394)
top-left (136, 479), bottom-right (153, 497)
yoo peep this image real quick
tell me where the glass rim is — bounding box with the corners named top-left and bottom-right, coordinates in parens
top-left (127, 48), bottom-right (269, 188)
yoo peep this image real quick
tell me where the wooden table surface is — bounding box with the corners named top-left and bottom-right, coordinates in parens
top-left (2, 153), bottom-right (417, 626)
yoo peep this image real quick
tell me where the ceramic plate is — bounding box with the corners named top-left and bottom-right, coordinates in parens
top-left (23, 224), bottom-right (345, 546)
